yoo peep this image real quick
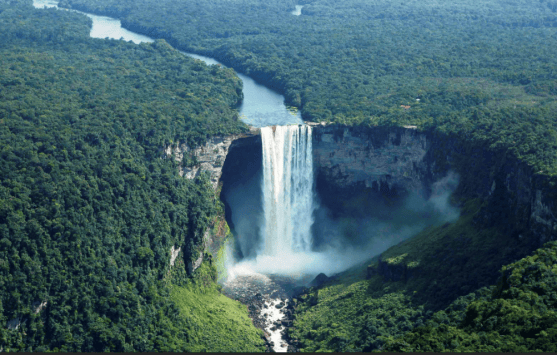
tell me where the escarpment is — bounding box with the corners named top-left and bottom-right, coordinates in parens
top-left (170, 124), bottom-right (555, 274)
top-left (162, 128), bottom-right (261, 273)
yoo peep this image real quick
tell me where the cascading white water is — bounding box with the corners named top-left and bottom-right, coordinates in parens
top-left (260, 125), bottom-right (315, 257)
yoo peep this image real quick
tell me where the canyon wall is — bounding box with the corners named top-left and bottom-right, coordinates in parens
top-left (162, 128), bottom-right (260, 273)
top-left (312, 124), bottom-right (556, 246)
top-left (312, 125), bottom-right (436, 197)
top-left (168, 123), bottom-right (555, 273)
top-left (163, 127), bottom-right (261, 190)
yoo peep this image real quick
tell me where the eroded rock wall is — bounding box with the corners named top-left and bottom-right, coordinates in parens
top-left (312, 125), bottom-right (435, 196)
top-left (166, 123), bottom-right (554, 275)
top-left (312, 124), bottom-right (556, 245)
top-left (163, 129), bottom-right (261, 274)
top-left (163, 127), bottom-right (260, 190)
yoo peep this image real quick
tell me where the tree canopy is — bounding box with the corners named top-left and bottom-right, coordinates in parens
top-left (63, 0), bottom-right (557, 175)
top-left (0, 1), bottom-right (263, 351)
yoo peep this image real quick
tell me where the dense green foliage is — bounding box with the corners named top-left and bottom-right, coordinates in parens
top-left (382, 241), bottom-right (556, 352)
top-left (373, 199), bottom-right (541, 310)
top-left (289, 275), bottom-right (425, 352)
top-left (2, 0), bottom-right (555, 352)
top-left (290, 215), bottom-right (557, 352)
top-left (64, 0), bottom-right (557, 175)
top-left (0, 2), bottom-right (263, 351)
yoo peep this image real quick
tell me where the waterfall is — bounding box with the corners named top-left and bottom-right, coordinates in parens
top-left (260, 125), bottom-right (315, 257)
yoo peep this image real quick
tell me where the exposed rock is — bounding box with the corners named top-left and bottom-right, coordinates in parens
top-left (162, 129), bottom-right (260, 190)
top-left (309, 273), bottom-right (329, 288)
top-left (32, 300), bottom-right (47, 314)
top-left (7, 317), bottom-right (22, 330)
top-left (313, 125), bottom-right (430, 195)
top-left (187, 251), bottom-right (203, 275)
top-left (312, 124), bottom-right (556, 246)
top-left (164, 130), bottom-right (261, 274)
top-left (169, 245), bottom-right (181, 267)
top-left (287, 344), bottom-right (299, 352)
top-left (281, 319), bottom-right (293, 327)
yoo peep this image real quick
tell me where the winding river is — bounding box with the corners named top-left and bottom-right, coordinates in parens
top-left (33, 0), bottom-right (303, 128)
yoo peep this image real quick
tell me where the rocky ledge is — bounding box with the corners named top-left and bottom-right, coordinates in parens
top-left (163, 127), bottom-right (260, 190)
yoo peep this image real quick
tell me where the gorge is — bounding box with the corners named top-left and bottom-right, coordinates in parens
top-left (33, 0), bottom-right (555, 267)
top-left (8, 0), bottom-right (555, 352)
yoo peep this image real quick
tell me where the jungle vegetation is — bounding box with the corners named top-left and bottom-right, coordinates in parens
top-left (0, 1), bottom-right (265, 351)
top-left (62, 0), bottom-right (557, 177)
top-left (289, 221), bottom-right (556, 352)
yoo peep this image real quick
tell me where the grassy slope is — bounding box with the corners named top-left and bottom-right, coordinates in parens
top-left (289, 200), bottom-right (556, 352)
top-left (170, 261), bottom-right (266, 352)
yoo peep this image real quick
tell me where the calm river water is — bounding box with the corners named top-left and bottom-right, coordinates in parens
top-left (33, 0), bottom-right (303, 128)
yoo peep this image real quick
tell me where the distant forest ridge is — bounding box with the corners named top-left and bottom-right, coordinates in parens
top-left (61, 0), bottom-right (557, 178)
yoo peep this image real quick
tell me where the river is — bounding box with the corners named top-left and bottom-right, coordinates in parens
top-left (32, 0), bottom-right (308, 351)
top-left (33, 0), bottom-right (303, 128)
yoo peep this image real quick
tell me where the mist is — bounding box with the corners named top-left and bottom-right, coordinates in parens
top-left (222, 171), bottom-right (460, 280)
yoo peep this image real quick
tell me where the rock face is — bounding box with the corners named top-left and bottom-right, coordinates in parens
top-left (163, 128), bottom-right (260, 274)
top-left (169, 246), bottom-right (181, 267)
top-left (163, 127), bottom-right (260, 190)
top-left (7, 317), bottom-right (22, 331)
top-left (169, 123), bottom-right (555, 274)
top-left (312, 124), bottom-right (556, 246)
top-left (313, 125), bottom-right (432, 195)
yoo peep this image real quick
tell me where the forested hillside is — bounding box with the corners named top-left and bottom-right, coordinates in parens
top-left (288, 213), bottom-right (556, 352)
top-left (62, 0), bottom-right (557, 176)
top-left (0, 1), bottom-right (265, 351)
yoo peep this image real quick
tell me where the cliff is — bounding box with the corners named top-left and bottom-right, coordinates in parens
top-left (312, 125), bottom-right (434, 196)
top-left (162, 128), bottom-right (261, 273)
top-left (163, 127), bottom-right (261, 190)
top-left (312, 124), bottom-right (556, 246)
top-left (168, 123), bottom-right (555, 274)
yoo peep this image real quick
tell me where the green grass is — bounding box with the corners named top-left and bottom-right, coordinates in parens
top-left (170, 262), bottom-right (265, 352)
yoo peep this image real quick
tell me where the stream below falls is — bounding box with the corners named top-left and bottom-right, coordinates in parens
top-left (222, 273), bottom-right (313, 352)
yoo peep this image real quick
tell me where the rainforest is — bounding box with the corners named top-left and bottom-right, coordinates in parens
top-left (0, 0), bottom-right (556, 352)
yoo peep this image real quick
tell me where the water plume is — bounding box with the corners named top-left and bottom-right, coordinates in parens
top-left (260, 125), bottom-right (315, 257)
